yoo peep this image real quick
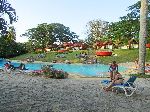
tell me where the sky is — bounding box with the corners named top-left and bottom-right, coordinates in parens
top-left (8, 0), bottom-right (139, 43)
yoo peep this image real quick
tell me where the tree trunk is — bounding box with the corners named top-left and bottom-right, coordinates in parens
top-left (139, 0), bottom-right (148, 75)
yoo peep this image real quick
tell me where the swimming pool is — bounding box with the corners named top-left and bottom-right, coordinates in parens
top-left (0, 60), bottom-right (44, 70)
top-left (0, 60), bottom-right (127, 76)
top-left (52, 63), bottom-right (127, 76)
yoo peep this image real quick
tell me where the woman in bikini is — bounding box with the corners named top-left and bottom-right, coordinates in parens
top-left (103, 71), bottom-right (124, 91)
top-left (109, 61), bottom-right (118, 81)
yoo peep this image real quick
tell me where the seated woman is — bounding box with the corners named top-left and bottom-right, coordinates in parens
top-left (26, 56), bottom-right (34, 63)
top-left (103, 71), bottom-right (124, 91)
top-left (4, 62), bottom-right (10, 68)
top-left (4, 62), bottom-right (15, 70)
top-left (18, 63), bottom-right (28, 70)
top-left (4, 62), bottom-right (15, 73)
top-left (65, 60), bottom-right (71, 64)
top-left (4, 62), bottom-right (11, 72)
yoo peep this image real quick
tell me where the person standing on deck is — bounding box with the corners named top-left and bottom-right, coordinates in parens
top-left (109, 61), bottom-right (118, 81)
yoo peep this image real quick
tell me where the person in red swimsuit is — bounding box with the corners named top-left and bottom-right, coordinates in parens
top-left (109, 61), bottom-right (118, 81)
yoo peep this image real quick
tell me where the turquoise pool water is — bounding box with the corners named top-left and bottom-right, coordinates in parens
top-left (0, 60), bottom-right (44, 70)
top-left (0, 60), bottom-right (127, 76)
top-left (52, 63), bottom-right (127, 76)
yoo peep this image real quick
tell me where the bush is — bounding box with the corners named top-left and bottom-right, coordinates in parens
top-left (130, 74), bottom-right (150, 78)
top-left (41, 65), bottom-right (69, 79)
top-left (30, 71), bottom-right (43, 76)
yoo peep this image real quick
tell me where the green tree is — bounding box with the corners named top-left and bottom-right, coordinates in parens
top-left (139, 0), bottom-right (148, 75)
top-left (51, 23), bottom-right (79, 44)
top-left (0, 0), bottom-right (17, 35)
top-left (6, 26), bottom-right (16, 41)
top-left (22, 23), bottom-right (79, 51)
top-left (106, 0), bottom-right (150, 48)
top-left (85, 19), bottom-right (109, 44)
top-left (121, 0), bottom-right (150, 20)
top-left (0, 35), bottom-right (27, 58)
top-left (22, 23), bottom-right (54, 51)
top-left (0, 26), bottom-right (17, 58)
top-left (107, 20), bottom-right (140, 40)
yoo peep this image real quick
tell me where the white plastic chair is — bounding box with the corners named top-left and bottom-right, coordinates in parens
top-left (101, 76), bottom-right (137, 96)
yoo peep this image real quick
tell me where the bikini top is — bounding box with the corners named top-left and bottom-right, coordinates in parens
top-left (109, 64), bottom-right (118, 71)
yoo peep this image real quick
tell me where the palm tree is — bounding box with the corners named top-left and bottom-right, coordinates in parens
top-left (139, 0), bottom-right (148, 75)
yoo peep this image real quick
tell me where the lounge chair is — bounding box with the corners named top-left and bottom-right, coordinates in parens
top-left (101, 76), bottom-right (137, 96)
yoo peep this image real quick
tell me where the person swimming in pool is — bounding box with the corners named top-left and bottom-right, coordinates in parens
top-left (109, 61), bottom-right (118, 81)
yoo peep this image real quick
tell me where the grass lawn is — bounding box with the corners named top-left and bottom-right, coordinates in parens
top-left (11, 48), bottom-right (150, 64)
top-left (10, 48), bottom-right (150, 78)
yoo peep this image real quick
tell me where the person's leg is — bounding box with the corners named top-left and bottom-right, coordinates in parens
top-left (110, 71), bottom-right (113, 81)
top-left (104, 79), bottom-right (123, 91)
top-left (4, 67), bottom-right (10, 73)
top-left (112, 70), bottom-right (117, 80)
top-left (107, 81), bottom-right (115, 89)
top-left (103, 80), bottom-right (115, 91)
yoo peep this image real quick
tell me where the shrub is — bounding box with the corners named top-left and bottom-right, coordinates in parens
top-left (130, 74), bottom-right (150, 78)
top-left (41, 65), bottom-right (69, 79)
top-left (31, 71), bottom-right (43, 76)
top-left (53, 69), bottom-right (69, 79)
